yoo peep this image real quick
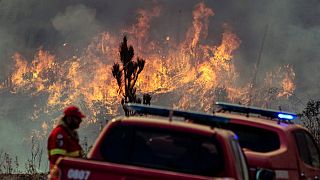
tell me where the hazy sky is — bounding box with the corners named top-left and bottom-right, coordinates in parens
top-left (0, 0), bottom-right (319, 172)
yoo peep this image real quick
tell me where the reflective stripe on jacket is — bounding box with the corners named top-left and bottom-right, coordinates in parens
top-left (48, 148), bottom-right (81, 157)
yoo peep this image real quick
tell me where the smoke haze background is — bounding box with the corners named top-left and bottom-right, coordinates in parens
top-left (0, 0), bottom-right (319, 171)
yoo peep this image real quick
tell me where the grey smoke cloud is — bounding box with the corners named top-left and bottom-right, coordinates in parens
top-left (0, 0), bottom-right (319, 171)
top-left (51, 4), bottom-right (101, 49)
top-left (205, 0), bottom-right (320, 100)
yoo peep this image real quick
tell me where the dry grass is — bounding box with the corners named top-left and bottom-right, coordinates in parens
top-left (0, 173), bottom-right (48, 180)
top-left (0, 136), bottom-right (48, 178)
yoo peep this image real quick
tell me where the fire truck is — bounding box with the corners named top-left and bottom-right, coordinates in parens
top-left (51, 104), bottom-right (274, 180)
top-left (213, 102), bottom-right (320, 180)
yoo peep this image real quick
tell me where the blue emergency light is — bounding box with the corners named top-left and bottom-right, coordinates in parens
top-left (215, 102), bottom-right (297, 121)
top-left (124, 103), bottom-right (230, 125)
top-left (277, 113), bottom-right (295, 120)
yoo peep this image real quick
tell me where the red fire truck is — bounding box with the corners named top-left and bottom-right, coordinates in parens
top-left (213, 102), bottom-right (320, 180)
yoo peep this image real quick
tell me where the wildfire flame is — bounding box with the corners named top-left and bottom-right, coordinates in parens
top-left (0, 2), bottom-right (295, 136)
top-left (265, 64), bottom-right (296, 98)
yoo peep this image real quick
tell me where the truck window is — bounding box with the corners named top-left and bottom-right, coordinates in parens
top-left (219, 124), bottom-right (280, 152)
top-left (294, 130), bottom-right (320, 168)
top-left (100, 125), bottom-right (225, 177)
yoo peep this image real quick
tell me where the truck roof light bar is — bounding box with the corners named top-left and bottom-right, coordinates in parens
top-left (215, 102), bottom-right (297, 121)
top-left (124, 103), bottom-right (230, 125)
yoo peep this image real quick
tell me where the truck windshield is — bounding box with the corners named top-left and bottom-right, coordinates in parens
top-left (100, 125), bottom-right (225, 177)
top-left (220, 123), bottom-right (280, 152)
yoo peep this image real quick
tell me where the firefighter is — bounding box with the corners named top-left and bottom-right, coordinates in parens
top-left (47, 106), bottom-right (85, 171)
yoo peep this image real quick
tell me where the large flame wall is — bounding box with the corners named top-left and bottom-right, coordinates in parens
top-left (0, 2), bottom-right (295, 133)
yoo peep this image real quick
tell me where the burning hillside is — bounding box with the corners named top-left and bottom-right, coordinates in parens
top-left (0, 2), bottom-right (295, 133)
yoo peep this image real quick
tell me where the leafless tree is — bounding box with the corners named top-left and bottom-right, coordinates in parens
top-left (25, 136), bottom-right (43, 174)
top-left (112, 36), bottom-right (147, 115)
top-left (300, 99), bottom-right (320, 144)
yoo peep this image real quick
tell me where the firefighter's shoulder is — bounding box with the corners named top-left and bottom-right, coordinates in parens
top-left (50, 125), bottom-right (68, 138)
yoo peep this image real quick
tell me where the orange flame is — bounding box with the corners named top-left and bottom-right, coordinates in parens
top-left (1, 2), bottom-right (295, 135)
top-left (187, 2), bottom-right (214, 54)
top-left (264, 64), bottom-right (295, 98)
top-left (280, 66), bottom-right (295, 98)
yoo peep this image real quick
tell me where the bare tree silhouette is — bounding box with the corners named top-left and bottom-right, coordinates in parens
top-left (112, 36), bottom-right (147, 115)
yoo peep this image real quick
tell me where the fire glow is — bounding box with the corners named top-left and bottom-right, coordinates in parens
top-left (1, 2), bottom-right (295, 129)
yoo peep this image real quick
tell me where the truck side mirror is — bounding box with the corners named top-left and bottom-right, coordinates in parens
top-left (255, 168), bottom-right (275, 180)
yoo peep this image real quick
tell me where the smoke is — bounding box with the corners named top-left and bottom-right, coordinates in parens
top-left (218, 0), bottom-right (320, 99)
top-left (51, 4), bottom-right (101, 49)
top-left (0, 0), bottom-right (319, 171)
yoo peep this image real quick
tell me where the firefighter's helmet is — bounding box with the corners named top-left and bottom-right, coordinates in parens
top-left (64, 106), bottom-right (85, 118)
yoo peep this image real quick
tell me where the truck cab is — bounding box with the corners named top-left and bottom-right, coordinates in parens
top-left (88, 116), bottom-right (249, 179)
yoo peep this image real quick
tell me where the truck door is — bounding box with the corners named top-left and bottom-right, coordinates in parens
top-left (293, 130), bottom-right (320, 179)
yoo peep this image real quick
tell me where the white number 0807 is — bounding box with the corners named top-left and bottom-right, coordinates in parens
top-left (67, 168), bottom-right (91, 180)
